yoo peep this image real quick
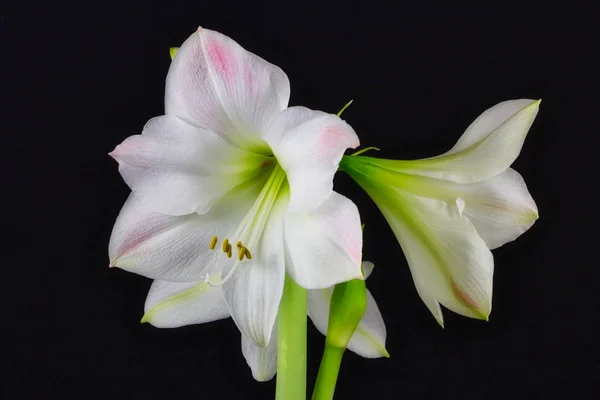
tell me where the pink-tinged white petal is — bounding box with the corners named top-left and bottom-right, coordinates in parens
top-left (109, 115), bottom-right (268, 216)
top-left (241, 325), bottom-right (277, 381)
top-left (109, 179), bottom-right (262, 281)
top-left (283, 192), bottom-right (363, 289)
top-left (221, 190), bottom-right (287, 347)
top-left (459, 168), bottom-right (539, 249)
top-left (165, 27), bottom-right (290, 153)
top-left (142, 277), bottom-right (229, 328)
top-left (378, 190), bottom-right (494, 321)
top-left (263, 106), bottom-right (359, 212)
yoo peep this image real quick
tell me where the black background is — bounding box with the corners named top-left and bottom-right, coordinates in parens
top-left (2, 0), bottom-right (598, 398)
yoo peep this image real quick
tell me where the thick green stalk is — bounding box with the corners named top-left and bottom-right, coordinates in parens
top-left (276, 274), bottom-right (308, 400)
top-left (312, 345), bottom-right (345, 400)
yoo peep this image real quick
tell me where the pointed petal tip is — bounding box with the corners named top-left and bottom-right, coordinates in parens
top-left (524, 98), bottom-right (541, 112)
top-left (140, 313), bottom-right (150, 324)
top-left (434, 314), bottom-right (445, 328)
top-left (381, 348), bottom-right (391, 358)
top-left (107, 146), bottom-right (122, 160)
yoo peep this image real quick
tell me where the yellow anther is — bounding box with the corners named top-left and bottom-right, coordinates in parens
top-left (236, 241), bottom-right (242, 248)
top-left (209, 236), bottom-right (218, 250)
top-left (227, 246), bottom-right (232, 258)
top-left (244, 248), bottom-right (252, 260)
top-left (237, 246), bottom-right (246, 261)
top-left (222, 239), bottom-right (230, 253)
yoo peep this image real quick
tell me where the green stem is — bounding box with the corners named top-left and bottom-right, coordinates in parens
top-left (276, 274), bottom-right (307, 400)
top-left (312, 345), bottom-right (345, 400)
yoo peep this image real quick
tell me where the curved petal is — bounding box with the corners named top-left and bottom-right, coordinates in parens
top-left (307, 263), bottom-right (389, 358)
top-left (241, 325), bottom-right (277, 381)
top-left (165, 27), bottom-right (290, 153)
top-left (110, 115), bottom-right (268, 216)
top-left (221, 190), bottom-right (287, 347)
top-left (264, 106), bottom-right (360, 212)
top-left (376, 189), bottom-right (495, 321)
top-left (371, 99), bottom-right (540, 184)
top-left (141, 276), bottom-right (229, 328)
top-left (448, 99), bottom-right (538, 154)
top-left (109, 178), bottom-right (263, 281)
top-left (367, 167), bottom-right (539, 250)
top-left (349, 290), bottom-right (389, 358)
top-left (457, 168), bottom-right (539, 249)
top-left (284, 192), bottom-right (363, 289)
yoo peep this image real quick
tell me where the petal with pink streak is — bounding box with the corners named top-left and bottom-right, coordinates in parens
top-left (263, 106), bottom-right (360, 213)
top-left (165, 27), bottom-right (290, 153)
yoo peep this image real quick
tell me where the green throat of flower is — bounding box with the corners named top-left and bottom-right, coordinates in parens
top-left (206, 163), bottom-right (288, 286)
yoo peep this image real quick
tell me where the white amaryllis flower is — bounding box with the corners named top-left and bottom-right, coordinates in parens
top-left (141, 262), bottom-right (388, 381)
top-left (340, 99), bottom-right (540, 326)
top-left (108, 27), bottom-right (364, 347)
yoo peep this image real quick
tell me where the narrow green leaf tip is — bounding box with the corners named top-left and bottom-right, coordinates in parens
top-left (336, 99), bottom-right (354, 117)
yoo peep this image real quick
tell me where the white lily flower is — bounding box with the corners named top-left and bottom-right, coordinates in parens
top-left (341, 100), bottom-right (540, 326)
top-left (142, 262), bottom-right (388, 381)
top-left (108, 27), bottom-right (363, 347)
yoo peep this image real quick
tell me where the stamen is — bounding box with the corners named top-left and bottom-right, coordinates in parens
top-left (208, 165), bottom-right (286, 287)
top-left (237, 246), bottom-right (245, 261)
top-left (209, 236), bottom-right (218, 250)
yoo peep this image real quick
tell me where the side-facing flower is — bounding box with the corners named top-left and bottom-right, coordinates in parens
top-left (141, 262), bottom-right (388, 381)
top-left (108, 27), bottom-right (363, 347)
top-left (340, 100), bottom-right (540, 326)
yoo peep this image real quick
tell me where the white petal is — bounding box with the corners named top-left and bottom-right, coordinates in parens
top-left (460, 168), bottom-right (539, 249)
top-left (241, 325), bottom-right (277, 381)
top-left (284, 192), bottom-right (363, 289)
top-left (362, 261), bottom-right (374, 279)
top-left (109, 179), bottom-right (262, 281)
top-left (386, 168), bottom-right (539, 250)
top-left (142, 276), bottom-right (229, 328)
top-left (387, 99), bottom-right (540, 183)
top-left (348, 290), bottom-right (389, 358)
top-left (221, 191), bottom-right (287, 346)
top-left (165, 27), bottom-right (290, 153)
top-left (448, 99), bottom-right (538, 154)
top-left (110, 115), bottom-right (268, 216)
top-left (307, 263), bottom-right (389, 358)
top-left (378, 190), bottom-right (494, 320)
top-left (414, 280), bottom-right (444, 327)
top-left (264, 106), bottom-right (360, 212)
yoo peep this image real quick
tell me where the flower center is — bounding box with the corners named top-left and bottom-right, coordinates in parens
top-left (205, 163), bottom-right (287, 286)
